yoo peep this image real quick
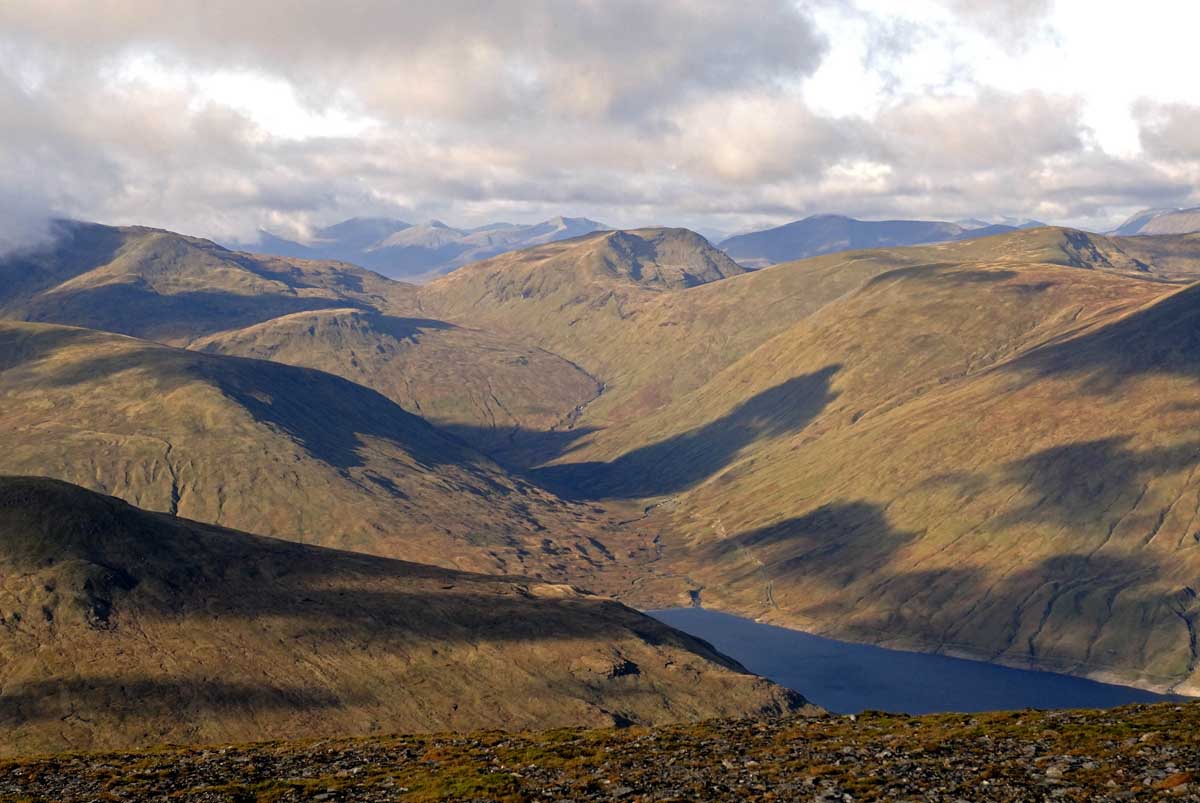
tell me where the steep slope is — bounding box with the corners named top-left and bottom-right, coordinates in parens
top-left (192, 307), bottom-right (602, 456)
top-left (242, 216), bottom-right (610, 280)
top-left (0, 477), bottom-right (807, 756)
top-left (718, 214), bottom-right (1019, 267)
top-left (558, 254), bottom-right (1200, 694)
top-left (0, 221), bottom-right (419, 345)
top-left (1113, 206), bottom-right (1200, 235)
top-left (0, 320), bottom-right (609, 575)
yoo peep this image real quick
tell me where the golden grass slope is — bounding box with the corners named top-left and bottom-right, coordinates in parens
top-left (0, 320), bottom-right (610, 576)
top-left (0, 477), bottom-right (807, 756)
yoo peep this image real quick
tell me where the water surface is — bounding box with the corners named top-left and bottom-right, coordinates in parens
top-left (650, 607), bottom-right (1183, 714)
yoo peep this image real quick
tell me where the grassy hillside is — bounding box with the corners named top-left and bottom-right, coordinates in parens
top-left (192, 308), bottom-right (601, 457)
top-left (0, 221), bottom-right (418, 345)
top-left (421, 226), bottom-right (1190, 450)
top-left (0, 477), bottom-right (807, 756)
top-left (0, 320), bottom-right (611, 575)
top-left (542, 251), bottom-right (1200, 694)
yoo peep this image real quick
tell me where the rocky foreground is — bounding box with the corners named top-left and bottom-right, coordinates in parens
top-left (2, 703), bottom-right (1198, 802)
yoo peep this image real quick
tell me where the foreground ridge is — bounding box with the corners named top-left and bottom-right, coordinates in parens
top-left (3, 703), bottom-right (1197, 802)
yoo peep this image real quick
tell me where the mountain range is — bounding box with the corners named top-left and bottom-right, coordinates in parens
top-left (4, 215), bottom-right (1200, 753)
top-left (718, 213), bottom-right (1044, 267)
top-left (241, 215), bottom-right (610, 280)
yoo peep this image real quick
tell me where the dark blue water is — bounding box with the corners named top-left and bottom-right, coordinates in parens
top-left (649, 608), bottom-right (1184, 715)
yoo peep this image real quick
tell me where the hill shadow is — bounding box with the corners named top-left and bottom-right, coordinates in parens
top-left (924, 436), bottom-right (1200, 531)
top-left (529, 365), bottom-right (841, 499)
top-left (1007, 282), bottom-right (1200, 391)
top-left (0, 221), bottom-right (126, 306)
top-left (22, 284), bottom-right (371, 343)
top-left (696, 501), bottom-right (920, 600)
top-left (0, 479), bottom-right (739, 662)
top-left (865, 263), bottom-right (1020, 287)
top-left (793, 550), bottom-right (1197, 686)
top-left (0, 677), bottom-right (358, 726)
top-left (3, 326), bottom-right (477, 473)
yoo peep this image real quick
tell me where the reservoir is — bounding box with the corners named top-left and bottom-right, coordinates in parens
top-left (649, 607), bottom-right (1183, 714)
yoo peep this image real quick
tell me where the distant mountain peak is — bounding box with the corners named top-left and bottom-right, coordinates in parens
top-left (1112, 206), bottom-right (1200, 236)
top-left (719, 214), bottom-right (1023, 268)
top-left (233, 215), bottom-right (611, 280)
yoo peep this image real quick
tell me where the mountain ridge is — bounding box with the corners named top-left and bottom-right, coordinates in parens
top-left (718, 213), bottom-right (1031, 268)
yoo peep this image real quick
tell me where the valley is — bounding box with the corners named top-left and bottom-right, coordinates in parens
top-left (4, 216), bottom-right (1200, 758)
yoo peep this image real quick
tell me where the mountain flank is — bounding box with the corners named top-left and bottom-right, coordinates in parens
top-left (0, 476), bottom-right (808, 756)
top-left (535, 244), bottom-right (1200, 694)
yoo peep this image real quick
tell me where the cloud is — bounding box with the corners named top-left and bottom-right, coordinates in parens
top-left (0, 2), bottom-right (1194, 241)
top-left (945, 0), bottom-right (1054, 44)
top-left (1136, 102), bottom-right (1200, 162)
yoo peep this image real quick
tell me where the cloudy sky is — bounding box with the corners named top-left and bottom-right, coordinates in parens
top-left (1, 0), bottom-right (1198, 249)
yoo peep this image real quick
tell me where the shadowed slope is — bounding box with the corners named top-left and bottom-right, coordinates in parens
top-left (0, 477), bottom-right (808, 756)
top-left (0, 320), bottom-right (610, 576)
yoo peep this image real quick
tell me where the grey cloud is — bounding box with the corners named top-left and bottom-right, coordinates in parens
top-left (871, 90), bottom-right (1085, 170)
top-left (945, 0), bottom-right (1054, 44)
top-left (0, 1), bottom-right (824, 125)
top-left (1136, 101), bottom-right (1200, 162)
top-left (0, 2), bottom-right (1192, 243)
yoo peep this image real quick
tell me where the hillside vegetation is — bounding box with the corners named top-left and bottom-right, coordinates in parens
top-left (0, 320), bottom-right (608, 575)
top-left (0, 477), bottom-right (806, 756)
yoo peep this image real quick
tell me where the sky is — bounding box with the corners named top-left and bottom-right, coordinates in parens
top-left (1, 0), bottom-right (1198, 250)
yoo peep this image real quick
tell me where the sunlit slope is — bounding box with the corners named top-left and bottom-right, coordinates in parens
top-left (573, 259), bottom-right (1200, 694)
top-left (0, 320), bottom-right (608, 575)
top-left (192, 307), bottom-right (601, 456)
top-left (0, 477), bottom-right (806, 756)
top-left (419, 228), bottom-right (928, 436)
top-left (423, 226), bottom-right (1188, 450)
top-left (0, 221), bottom-right (418, 344)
